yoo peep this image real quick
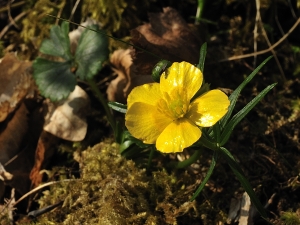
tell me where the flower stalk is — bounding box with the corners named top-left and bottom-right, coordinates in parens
top-left (87, 78), bottom-right (116, 133)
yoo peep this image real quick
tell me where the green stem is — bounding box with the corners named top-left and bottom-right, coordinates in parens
top-left (195, 0), bottom-right (205, 25)
top-left (199, 133), bottom-right (219, 151)
top-left (87, 78), bottom-right (116, 134)
top-left (168, 149), bottom-right (202, 169)
top-left (147, 146), bottom-right (156, 171)
top-left (190, 150), bottom-right (218, 201)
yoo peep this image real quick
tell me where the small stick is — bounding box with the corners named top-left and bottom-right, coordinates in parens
top-left (12, 179), bottom-right (75, 207)
top-left (219, 17), bottom-right (300, 62)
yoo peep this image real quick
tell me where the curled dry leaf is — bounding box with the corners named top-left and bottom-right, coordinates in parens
top-left (0, 103), bottom-right (28, 165)
top-left (108, 49), bottom-right (153, 103)
top-left (107, 49), bottom-right (132, 102)
top-left (130, 7), bottom-right (203, 75)
top-left (0, 53), bottom-right (34, 122)
top-left (43, 85), bottom-right (90, 141)
top-left (0, 103), bottom-right (34, 196)
top-left (30, 131), bottom-right (59, 188)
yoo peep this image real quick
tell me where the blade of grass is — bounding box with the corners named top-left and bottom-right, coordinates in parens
top-left (108, 101), bottom-right (127, 113)
top-left (197, 42), bottom-right (207, 73)
top-left (220, 83), bottom-right (277, 146)
top-left (219, 147), bottom-right (268, 219)
top-left (219, 56), bottom-right (273, 129)
top-left (190, 150), bottom-right (218, 201)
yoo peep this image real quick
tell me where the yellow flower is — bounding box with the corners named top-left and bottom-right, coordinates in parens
top-left (125, 61), bottom-right (230, 153)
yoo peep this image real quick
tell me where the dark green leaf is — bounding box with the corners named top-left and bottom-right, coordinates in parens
top-left (33, 58), bottom-right (76, 101)
top-left (219, 147), bottom-right (268, 219)
top-left (40, 21), bottom-right (72, 60)
top-left (75, 24), bottom-right (109, 80)
top-left (220, 83), bottom-right (276, 146)
top-left (219, 56), bottom-right (273, 129)
top-left (120, 140), bottom-right (135, 152)
top-left (108, 102), bottom-right (127, 113)
top-left (118, 130), bottom-right (152, 154)
top-left (197, 42), bottom-right (207, 73)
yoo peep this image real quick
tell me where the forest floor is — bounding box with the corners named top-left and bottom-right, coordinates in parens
top-left (0, 1), bottom-right (300, 224)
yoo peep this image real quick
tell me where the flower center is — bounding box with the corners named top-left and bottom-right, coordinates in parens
top-left (156, 91), bottom-right (189, 120)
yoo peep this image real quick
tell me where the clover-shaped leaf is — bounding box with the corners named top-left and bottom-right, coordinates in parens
top-left (33, 58), bottom-right (76, 101)
top-left (33, 21), bottom-right (108, 102)
top-left (39, 21), bottom-right (72, 60)
top-left (75, 24), bottom-right (109, 80)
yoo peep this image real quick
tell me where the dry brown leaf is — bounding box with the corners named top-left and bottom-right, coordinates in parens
top-left (106, 49), bottom-right (153, 103)
top-left (130, 7), bottom-right (203, 75)
top-left (108, 8), bottom-right (203, 103)
top-left (43, 85), bottom-right (90, 141)
top-left (107, 49), bottom-right (132, 102)
top-left (107, 49), bottom-right (153, 103)
top-left (0, 53), bottom-right (34, 122)
top-left (0, 103), bottom-right (28, 164)
top-left (30, 131), bottom-right (58, 188)
top-left (0, 103), bottom-right (33, 196)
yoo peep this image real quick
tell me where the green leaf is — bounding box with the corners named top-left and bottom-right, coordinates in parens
top-left (75, 24), bottom-right (109, 80)
top-left (39, 21), bottom-right (72, 60)
top-left (220, 83), bottom-right (276, 146)
top-left (190, 150), bottom-right (218, 201)
top-left (108, 102), bottom-right (127, 113)
top-left (197, 42), bottom-right (207, 73)
top-left (33, 58), bottom-right (76, 101)
top-left (219, 56), bottom-right (273, 129)
top-left (219, 147), bottom-right (268, 219)
top-left (119, 130), bottom-right (152, 154)
top-left (120, 140), bottom-right (135, 152)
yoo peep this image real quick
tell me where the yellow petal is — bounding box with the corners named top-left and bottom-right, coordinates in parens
top-left (127, 83), bottom-right (161, 108)
top-left (125, 102), bottom-right (172, 144)
top-left (186, 90), bottom-right (230, 127)
top-left (160, 62), bottom-right (203, 101)
top-left (156, 118), bottom-right (201, 153)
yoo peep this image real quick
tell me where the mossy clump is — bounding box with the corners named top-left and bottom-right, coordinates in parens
top-left (28, 142), bottom-right (151, 224)
top-left (20, 141), bottom-right (204, 224)
top-left (280, 210), bottom-right (300, 225)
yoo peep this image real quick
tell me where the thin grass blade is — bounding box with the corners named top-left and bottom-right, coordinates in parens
top-left (220, 83), bottom-right (276, 146)
top-left (219, 56), bottom-right (272, 129)
top-left (219, 147), bottom-right (268, 219)
top-left (190, 150), bottom-right (218, 201)
top-left (197, 42), bottom-right (207, 73)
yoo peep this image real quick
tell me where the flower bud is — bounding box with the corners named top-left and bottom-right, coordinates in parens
top-left (151, 60), bottom-right (172, 82)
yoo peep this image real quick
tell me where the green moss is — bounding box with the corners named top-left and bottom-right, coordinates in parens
top-left (281, 210), bottom-right (300, 225)
top-left (81, 0), bottom-right (149, 34)
top-left (20, 141), bottom-right (224, 224)
top-left (21, 0), bottom-right (66, 46)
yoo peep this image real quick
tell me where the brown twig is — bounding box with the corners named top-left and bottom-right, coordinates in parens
top-left (219, 17), bottom-right (300, 62)
top-left (0, 10), bottom-right (28, 39)
top-left (55, 1), bottom-right (66, 25)
top-left (12, 179), bottom-right (75, 207)
top-left (0, 1), bottom-right (25, 13)
top-left (255, 0), bottom-right (286, 81)
top-left (7, 0), bottom-right (19, 29)
top-left (69, 0), bottom-right (81, 21)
